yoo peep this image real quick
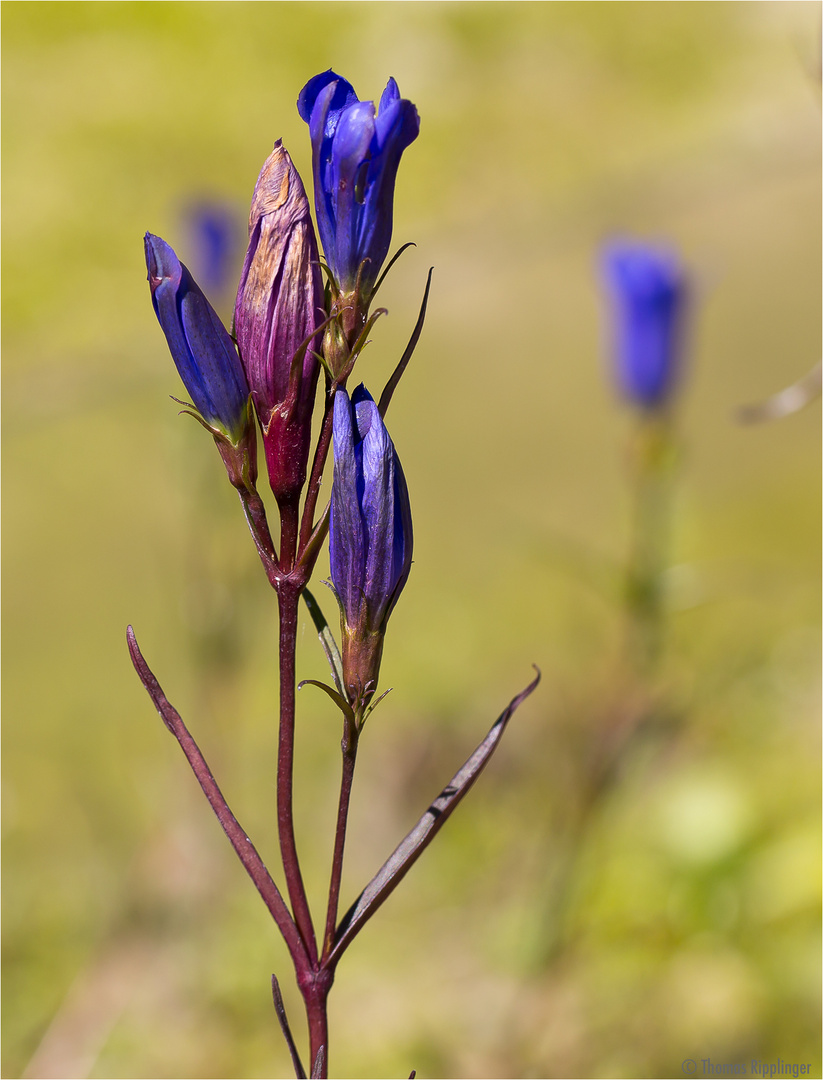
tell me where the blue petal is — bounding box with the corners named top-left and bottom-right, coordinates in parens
top-left (330, 102), bottom-right (376, 281)
top-left (372, 96), bottom-right (419, 156)
top-left (387, 455), bottom-right (413, 619)
top-left (378, 77), bottom-right (401, 115)
top-left (298, 70), bottom-right (358, 130)
top-left (353, 385), bottom-right (413, 628)
top-left (304, 81), bottom-right (341, 272)
top-left (355, 99), bottom-right (419, 281)
top-left (356, 391), bottom-right (396, 624)
top-left (330, 388), bottom-right (366, 621)
top-left (178, 277), bottom-right (247, 423)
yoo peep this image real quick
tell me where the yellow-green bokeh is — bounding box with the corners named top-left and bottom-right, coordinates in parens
top-left (3, 3), bottom-right (820, 1078)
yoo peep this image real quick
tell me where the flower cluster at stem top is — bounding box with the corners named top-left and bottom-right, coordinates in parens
top-left (144, 71), bottom-right (419, 695)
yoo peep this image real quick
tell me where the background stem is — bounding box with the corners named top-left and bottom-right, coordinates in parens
top-left (624, 411), bottom-right (675, 677)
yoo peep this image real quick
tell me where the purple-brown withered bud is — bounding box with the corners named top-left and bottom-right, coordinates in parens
top-left (234, 141), bottom-right (324, 504)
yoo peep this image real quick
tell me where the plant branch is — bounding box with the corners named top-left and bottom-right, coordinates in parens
top-left (328, 668), bottom-right (541, 966)
top-left (276, 584), bottom-right (318, 964)
top-left (299, 387), bottom-right (335, 561)
top-left (322, 723), bottom-right (359, 962)
top-left (238, 485), bottom-right (280, 586)
top-left (126, 626), bottom-right (307, 970)
top-left (624, 413), bottom-right (676, 677)
top-left (278, 493), bottom-right (301, 576)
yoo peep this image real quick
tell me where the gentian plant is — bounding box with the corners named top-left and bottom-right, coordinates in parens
top-left (525, 241), bottom-right (694, 973)
top-left (601, 239), bottom-right (690, 673)
top-left (602, 240), bottom-right (688, 410)
top-left (130, 73), bottom-right (537, 1078)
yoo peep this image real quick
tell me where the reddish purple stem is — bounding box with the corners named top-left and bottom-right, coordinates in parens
top-left (275, 583), bottom-right (318, 965)
top-left (126, 625), bottom-right (308, 972)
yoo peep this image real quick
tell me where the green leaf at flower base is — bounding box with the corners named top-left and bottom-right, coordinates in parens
top-left (302, 587), bottom-right (345, 697)
top-left (297, 679), bottom-right (355, 727)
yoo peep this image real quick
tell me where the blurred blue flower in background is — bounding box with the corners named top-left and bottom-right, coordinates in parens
top-left (602, 241), bottom-right (689, 408)
top-left (298, 71), bottom-right (419, 298)
top-left (184, 201), bottom-right (242, 297)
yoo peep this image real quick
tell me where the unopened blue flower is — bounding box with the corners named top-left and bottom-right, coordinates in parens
top-left (602, 242), bottom-right (688, 408)
top-left (145, 232), bottom-right (250, 442)
top-left (298, 71), bottom-right (419, 297)
top-left (330, 385), bottom-right (413, 703)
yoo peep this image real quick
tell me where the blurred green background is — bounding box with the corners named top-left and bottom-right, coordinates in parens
top-left (3, 3), bottom-right (820, 1078)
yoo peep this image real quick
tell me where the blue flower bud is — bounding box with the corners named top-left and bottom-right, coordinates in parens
top-left (330, 385), bottom-right (413, 706)
top-left (602, 241), bottom-right (688, 409)
top-left (234, 142), bottom-right (324, 502)
top-left (145, 232), bottom-right (251, 444)
top-left (298, 71), bottom-right (419, 299)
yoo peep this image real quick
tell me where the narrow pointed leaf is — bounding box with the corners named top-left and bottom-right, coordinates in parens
top-left (271, 975), bottom-right (306, 1080)
top-left (329, 668), bottom-right (540, 963)
top-left (378, 267), bottom-right (433, 418)
top-left (361, 686), bottom-right (393, 728)
top-left (370, 241), bottom-right (417, 301)
top-left (297, 501), bottom-right (331, 577)
top-left (302, 586), bottom-right (345, 696)
top-left (318, 260), bottom-right (340, 298)
top-left (283, 314), bottom-right (336, 420)
top-left (332, 306), bottom-right (389, 390)
top-left (311, 1047), bottom-right (326, 1080)
top-left (298, 679), bottom-right (355, 726)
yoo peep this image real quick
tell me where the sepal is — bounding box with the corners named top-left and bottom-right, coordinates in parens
top-left (378, 267), bottom-right (433, 417)
top-left (172, 394), bottom-right (259, 491)
top-left (302, 586), bottom-right (346, 699)
top-left (297, 679), bottom-right (356, 728)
